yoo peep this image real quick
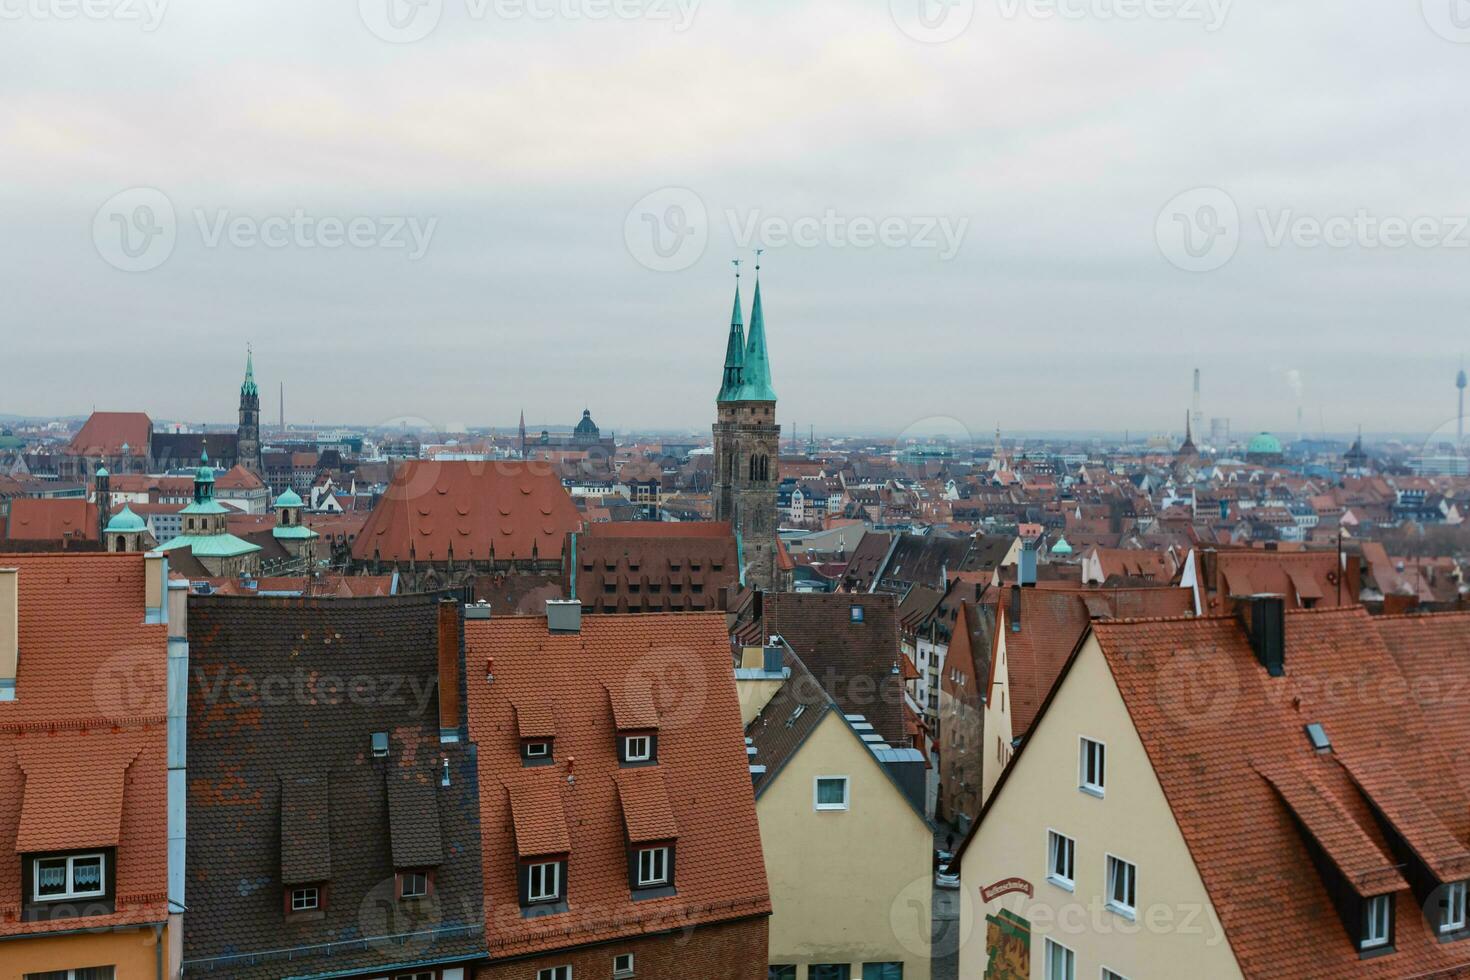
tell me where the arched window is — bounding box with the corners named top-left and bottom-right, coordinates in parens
top-left (749, 455), bottom-right (757, 481)
top-left (114, 537), bottom-right (126, 553)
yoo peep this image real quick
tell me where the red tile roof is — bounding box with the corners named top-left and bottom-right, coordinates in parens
top-left (4, 498), bottom-right (99, 542)
top-left (0, 553), bottom-right (168, 936)
top-left (1091, 608), bottom-right (1470, 977)
top-left (614, 768), bottom-right (680, 843)
top-left (466, 613), bottom-right (770, 958)
top-left (66, 411), bottom-right (151, 457)
top-left (352, 461), bottom-right (581, 564)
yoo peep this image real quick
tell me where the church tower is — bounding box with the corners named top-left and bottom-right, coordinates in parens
top-left (713, 259), bottom-right (780, 591)
top-left (238, 347), bottom-right (262, 474)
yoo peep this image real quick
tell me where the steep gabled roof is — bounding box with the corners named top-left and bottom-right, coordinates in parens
top-left (66, 411), bottom-right (151, 456)
top-left (465, 613), bottom-right (769, 959)
top-left (0, 554), bottom-right (168, 937)
top-left (352, 460), bottom-right (580, 564)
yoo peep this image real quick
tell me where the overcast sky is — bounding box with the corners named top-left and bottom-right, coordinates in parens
top-left (2, 0), bottom-right (1468, 441)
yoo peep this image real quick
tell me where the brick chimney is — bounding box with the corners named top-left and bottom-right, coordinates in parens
top-left (0, 568), bottom-right (16, 701)
top-left (437, 598), bottom-right (462, 743)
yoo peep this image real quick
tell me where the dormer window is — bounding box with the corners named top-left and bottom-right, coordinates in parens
top-left (621, 735), bottom-right (655, 765)
top-left (397, 870), bottom-right (431, 900)
top-left (523, 859), bottom-right (564, 905)
top-left (1361, 893), bottom-right (1392, 951)
top-left (634, 845), bottom-right (672, 888)
top-left (1441, 882), bottom-right (1468, 934)
top-left (521, 739), bottom-right (554, 766)
top-left (288, 885), bottom-right (321, 913)
top-left (31, 853), bottom-right (106, 902)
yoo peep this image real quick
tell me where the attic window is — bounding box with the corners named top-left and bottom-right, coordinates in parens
top-left (1304, 723), bottom-right (1331, 753)
top-left (621, 735), bottom-right (655, 765)
top-left (1361, 893), bottom-right (1392, 950)
top-left (521, 740), bottom-right (554, 766)
top-left (31, 853), bottom-right (105, 902)
top-left (371, 732), bottom-right (389, 758)
top-left (289, 885), bottom-right (320, 912)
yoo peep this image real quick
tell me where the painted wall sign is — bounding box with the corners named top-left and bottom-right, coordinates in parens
top-left (980, 876), bottom-right (1034, 902)
top-left (984, 908), bottom-right (1031, 979)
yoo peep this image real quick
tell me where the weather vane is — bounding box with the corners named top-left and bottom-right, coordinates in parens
top-left (732, 257), bottom-right (741, 281)
top-left (754, 247), bottom-right (764, 275)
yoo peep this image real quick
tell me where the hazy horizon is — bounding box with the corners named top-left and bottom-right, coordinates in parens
top-left (4, 1), bottom-right (1468, 436)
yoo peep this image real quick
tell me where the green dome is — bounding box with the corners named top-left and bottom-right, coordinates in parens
top-left (275, 487), bottom-right (304, 508)
top-left (106, 504), bottom-right (145, 533)
top-left (95, 465), bottom-right (110, 478)
top-left (1247, 432), bottom-right (1282, 455)
top-left (1051, 536), bottom-right (1073, 555)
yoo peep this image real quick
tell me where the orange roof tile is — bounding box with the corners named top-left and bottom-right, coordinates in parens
top-left (614, 768), bottom-right (680, 844)
top-left (0, 553), bottom-right (168, 937)
top-left (466, 613), bottom-right (769, 958)
top-left (352, 461), bottom-right (580, 564)
top-left (506, 771), bottom-right (572, 857)
top-left (66, 411), bottom-right (151, 456)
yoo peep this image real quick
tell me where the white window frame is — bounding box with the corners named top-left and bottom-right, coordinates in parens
top-left (1047, 830), bottom-right (1075, 891)
top-left (613, 952), bottom-right (635, 977)
top-left (527, 861), bottom-right (561, 903)
top-left (1101, 970), bottom-right (1128, 980)
top-left (636, 847), bottom-right (670, 887)
top-left (536, 968), bottom-right (572, 980)
top-left (623, 736), bottom-right (652, 763)
top-left (1079, 737), bottom-right (1106, 797)
top-left (1045, 937), bottom-right (1075, 980)
top-left (524, 741), bottom-right (550, 759)
top-left (399, 870), bottom-right (429, 899)
top-left (1105, 854), bottom-right (1136, 920)
top-left (1362, 893), bottom-right (1391, 949)
top-left (32, 853), bottom-right (106, 902)
top-left (1442, 881), bottom-right (1467, 934)
top-left (814, 775), bottom-right (850, 811)
top-left (290, 886), bottom-right (320, 912)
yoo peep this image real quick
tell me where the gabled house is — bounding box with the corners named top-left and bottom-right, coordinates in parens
top-left (741, 643), bottom-right (933, 980)
top-left (184, 594), bottom-right (485, 980)
top-left (956, 603), bottom-right (1470, 979)
top-left (0, 552), bottom-right (184, 979)
top-left (465, 605), bottom-right (770, 979)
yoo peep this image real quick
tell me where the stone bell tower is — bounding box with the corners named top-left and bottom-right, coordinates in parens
top-left (712, 258), bottom-right (780, 592)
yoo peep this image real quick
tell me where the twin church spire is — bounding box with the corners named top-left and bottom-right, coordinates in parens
top-left (717, 256), bottom-right (776, 403)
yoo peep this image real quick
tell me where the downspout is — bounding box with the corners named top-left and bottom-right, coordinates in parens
top-left (568, 531), bottom-right (578, 599)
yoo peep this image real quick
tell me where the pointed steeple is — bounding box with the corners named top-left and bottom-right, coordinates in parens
top-left (718, 260), bottom-right (746, 402)
top-left (737, 255), bottom-right (777, 402)
top-left (242, 346), bottom-right (258, 397)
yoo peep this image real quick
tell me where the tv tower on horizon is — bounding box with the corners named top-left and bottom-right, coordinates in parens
top-left (1458, 358), bottom-right (1467, 445)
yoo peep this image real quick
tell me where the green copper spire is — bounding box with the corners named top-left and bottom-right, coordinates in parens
top-left (241, 347), bottom-right (258, 397)
top-left (737, 269), bottom-right (777, 402)
top-left (717, 262), bottom-right (746, 402)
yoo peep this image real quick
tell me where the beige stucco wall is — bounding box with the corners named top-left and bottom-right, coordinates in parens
top-left (737, 676), bottom-right (785, 726)
top-left (759, 711), bottom-right (933, 980)
top-left (980, 614), bottom-right (1013, 805)
top-left (958, 635), bottom-right (1241, 980)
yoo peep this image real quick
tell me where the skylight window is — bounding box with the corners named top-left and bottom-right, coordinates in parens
top-left (1304, 722), bottom-right (1331, 753)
